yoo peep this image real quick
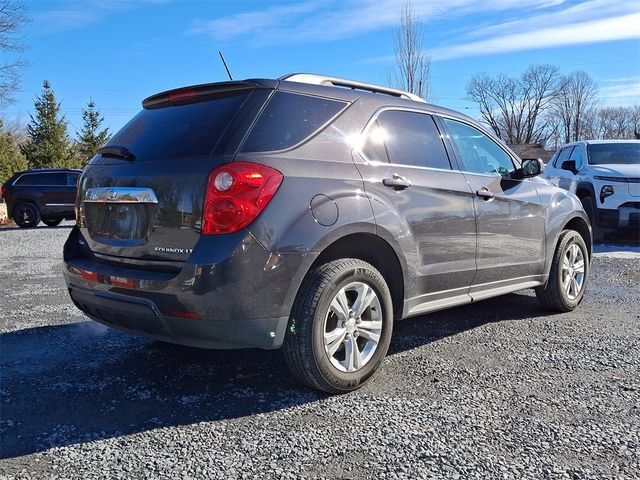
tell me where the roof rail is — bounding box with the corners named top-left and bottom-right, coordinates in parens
top-left (279, 73), bottom-right (426, 103)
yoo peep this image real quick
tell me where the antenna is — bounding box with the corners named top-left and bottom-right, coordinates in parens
top-left (218, 51), bottom-right (233, 81)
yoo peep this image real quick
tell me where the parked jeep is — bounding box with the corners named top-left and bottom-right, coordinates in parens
top-left (2, 168), bottom-right (81, 228)
top-left (63, 74), bottom-right (592, 393)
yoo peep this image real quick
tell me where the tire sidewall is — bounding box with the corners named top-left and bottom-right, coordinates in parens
top-left (555, 231), bottom-right (589, 309)
top-left (14, 202), bottom-right (40, 228)
top-left (310, 264), bottom-right (393, 392)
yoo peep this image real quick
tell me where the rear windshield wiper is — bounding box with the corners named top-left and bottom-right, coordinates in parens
top-left (97, 146), bottom-right (135, 161)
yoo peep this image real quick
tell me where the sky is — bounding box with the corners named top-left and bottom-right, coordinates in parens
top-left (3, 0), bottom-right (640, 137)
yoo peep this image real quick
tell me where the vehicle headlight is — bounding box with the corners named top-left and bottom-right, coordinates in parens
top-left (599, 185), bottom-right (614, 203)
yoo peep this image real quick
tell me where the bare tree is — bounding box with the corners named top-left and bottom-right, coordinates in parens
top-left (389, 0), bottom-right (431, 100)
top-left (552, 70), bottom-right (598, 143)
top-left (466, 64), bottom-right (562, 144)
top-left (593, 105), bottom-right (640, 140)
top-left (0, 0), bottom-right (29, 109)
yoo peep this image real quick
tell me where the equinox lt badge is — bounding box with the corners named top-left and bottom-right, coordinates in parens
top-left (154, 247), bottom-right (193, 254)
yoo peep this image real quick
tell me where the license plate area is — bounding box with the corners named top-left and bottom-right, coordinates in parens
top-left (85, 203), bottom-right (157, 245)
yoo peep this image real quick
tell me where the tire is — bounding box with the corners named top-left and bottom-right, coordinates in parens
top-left (13, 202), bottom-right (41, 228)
top-left (536, 229), bottom-right (589, 312)
top-left (283, 258), bottom-right (394, 394)
top-left (42, 218), bottom-right (63, 227)
top-left (581, 196), bottom-right (604, 243)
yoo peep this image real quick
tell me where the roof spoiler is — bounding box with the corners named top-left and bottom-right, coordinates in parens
top-left (142, 81), bottom-right (258, 109)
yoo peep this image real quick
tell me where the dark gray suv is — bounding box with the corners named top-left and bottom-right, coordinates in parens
top-left (63, 74), bottom-right (591, 393)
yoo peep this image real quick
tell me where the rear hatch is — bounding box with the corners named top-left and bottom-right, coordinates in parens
top-left (78, 83), bottom-right (270, 264)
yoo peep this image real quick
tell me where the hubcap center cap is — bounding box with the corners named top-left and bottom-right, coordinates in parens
top-left (346, 318), bottom-right (357, 334)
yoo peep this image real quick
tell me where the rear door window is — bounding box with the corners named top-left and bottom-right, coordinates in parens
top-left (363, 110), bottom-right (451, 169)
top-left (241, 92), bottom-right (347, 152)
top-left (102, 89), bottom-right (252, 163)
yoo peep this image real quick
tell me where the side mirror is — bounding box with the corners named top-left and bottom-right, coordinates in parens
top-left (560, 159), bottom-right (578, 174)
top-left (514, 158), bottom-right (544, 179)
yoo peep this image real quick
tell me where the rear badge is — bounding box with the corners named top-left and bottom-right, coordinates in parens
top-left (154, 247), bottom-right (193, 254)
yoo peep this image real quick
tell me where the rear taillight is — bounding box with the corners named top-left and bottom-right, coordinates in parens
top-left (202, 162), bottom-right (283, 234)
top-left (1, 186), bottom-right (6, 199)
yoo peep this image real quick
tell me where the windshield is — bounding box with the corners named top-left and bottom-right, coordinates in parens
top-left (587, 143), bottom-right (640, 165)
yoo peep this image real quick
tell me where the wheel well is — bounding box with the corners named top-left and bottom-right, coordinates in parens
top-left (575, 187), bottom-right (593, 202)
top-left (310, 233), bottom-right (405, 318)
top-left (11, 200), bottom-right (38, 217)
top-left (564, 216), bottom-right (592, 258)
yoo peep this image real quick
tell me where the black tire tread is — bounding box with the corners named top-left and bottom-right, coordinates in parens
top-left (536, 229), bottom-right (588, 312)
top-left (581, 196), bottom-right (604, 243)
top-left (282, 258), bottom-right (388, 394)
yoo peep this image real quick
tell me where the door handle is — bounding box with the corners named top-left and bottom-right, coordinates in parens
top-left (382, 174), bottom-right (411, 191)
top-left (476, 187), bottom-right (495, 200)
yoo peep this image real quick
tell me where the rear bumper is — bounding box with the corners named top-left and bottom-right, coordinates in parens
top-left (68, 286), bottom-right (288, 349)
top-left (63, 226), bottom-right (316, 349)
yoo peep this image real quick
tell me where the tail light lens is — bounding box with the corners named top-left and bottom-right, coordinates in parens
top-left (1, 186), bottom-right (6, 199)
top-left (202, 162), bottom-right (283, 234)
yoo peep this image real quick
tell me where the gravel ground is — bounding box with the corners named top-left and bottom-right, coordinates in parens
top-left (1, 223), bottom-right (639, 479)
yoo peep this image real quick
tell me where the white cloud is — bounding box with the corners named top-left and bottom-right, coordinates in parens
top-left (599, 76), bottom-right (640, 106)
top-left (431, 13), bottom-right (640, 60)
top-left (187, 0), bottom-right (567, 45)
top-left (33, 0), bottom-right (170, 34)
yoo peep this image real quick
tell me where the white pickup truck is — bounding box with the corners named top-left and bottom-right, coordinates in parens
top-left (542, 140), bottom-right (640, 242)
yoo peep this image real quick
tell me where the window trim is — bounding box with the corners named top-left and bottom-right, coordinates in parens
top-left (355, 106), bottom-right (458, 173)
top-left (12, 172), bottom-right (79, 187)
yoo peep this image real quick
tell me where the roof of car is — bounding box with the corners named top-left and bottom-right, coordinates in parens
top-left (144, 74), bottom-right (473, 124)
top-left (559, 139), bottom-right (640, 148)
top-left (20, 168), bottom-right (83, 173)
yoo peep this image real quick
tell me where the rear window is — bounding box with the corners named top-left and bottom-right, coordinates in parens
top-left (241, 92), bottom-right (347, 152)
top-left (102, 89), bottom-right (251, 162)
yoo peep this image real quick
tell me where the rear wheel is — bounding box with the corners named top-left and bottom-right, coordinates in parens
top-left (536, 229), bottom-right (589, 312)
top-left (42, 218), bottom-right (63, 227)
top-left (283, 259), bottom-right (393, 393)
top-left (581, 196), bottom-right (604, 243)
top-left (13, 202), bottom-right (41, 228)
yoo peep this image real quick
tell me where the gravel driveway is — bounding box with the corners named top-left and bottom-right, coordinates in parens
top-left (1, 223), bottom-right (639, 479)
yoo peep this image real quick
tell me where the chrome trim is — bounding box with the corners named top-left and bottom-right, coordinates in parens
top-left (45, 203), bottom-right (75, 207)
top-left (83, 187), bottom-right (158, 204)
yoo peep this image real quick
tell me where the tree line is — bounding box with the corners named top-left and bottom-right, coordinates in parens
top-left (466, 65), bottom-right (639, 149)
top-left (1, 80), bottom-right (109, 183)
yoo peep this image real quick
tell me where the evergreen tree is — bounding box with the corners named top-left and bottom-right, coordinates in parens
top-left (21, 80), bottom-right (73, 168)
top-left (76, 98), bottom-right (110, 166)
top-left (0, 119), bottom-right (28, 185)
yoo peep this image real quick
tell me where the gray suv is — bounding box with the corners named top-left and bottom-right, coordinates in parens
top-left (63, 74), bottom-right (591, 393)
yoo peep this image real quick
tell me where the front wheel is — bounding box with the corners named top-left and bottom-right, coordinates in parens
top-left (283, 259), bottom-right (394, 394)
top-left (42, 218), bottom-right (63, 227)
top-left (536, 229), bottom-right (589, 312)
top-left (581, 197), bottom-right (604, 243)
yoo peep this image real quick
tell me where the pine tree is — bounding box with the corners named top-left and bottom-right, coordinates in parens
top-left (76, 98), bottom-right (110, 167)
top-left (21, 80), bottom-right (73, 169)
top-left (0, 119), bottom-right (28, 185)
